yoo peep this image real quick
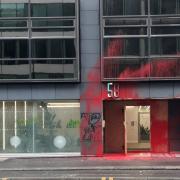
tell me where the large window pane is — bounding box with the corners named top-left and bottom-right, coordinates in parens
top-left (151, 0), bottom-right (178, 14)
top-left (151, 37), bottom-right (180, 55)
top-left (31, 3), bottom-right (75, 17)
top-left (31, 4), bottom-right (47, 17)
top-left (103, 0), bottom-right (147, 16)
top-left (0, 60), bottom-right (30, 79)
top-left (104, 58), bottom-right (149, 79)
top-left (63, 3), bottom-right (75, 16)
top-left (150, 58), bottom-right (179, 78)
top-left (103, 0), bottom-right (123, 16)
top-left (104, 38), bottom-right (147, 56)
top-left (0, 20), bottom-right (27, 28)
top-left (0, 3), bottom-right (28, 17)
top-left (0, 101), bottom-right (80, 153)
top-left (32, 59), bottom-right (75, 79)
top-left (105, 27), bottom-right (147, 36)
top-left (2, 40), bottom-right (28, 59)
top-left (151, 27), bottom-right (180, 35)
top-left (32, 39), bottom-right (76, 58)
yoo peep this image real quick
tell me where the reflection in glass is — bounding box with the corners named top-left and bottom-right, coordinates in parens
top-left (31, 3), bottom-right (75, 17)
top-left (1, 40), bottom-right (28, 58)
top-left (0, 101), bottom-right (80, 153)
top-left (0, 3), bottom-right (28, 17)
top-left (151, 37), bottom-right (180, 55)
top-left (104, 58), bottom-right (149, 79)
top-left (104, 38), bottom-right (147, 56)
top-left (103, 0), bottom-right (147, 16)
top-left (0, 60), bottom-right (30, 79)
top-left (150, 0), bottom-right (178, 15)
top-left (32, 39), bottom-right (76, 58)
top-left (32, 59), bottom-right (75, 79)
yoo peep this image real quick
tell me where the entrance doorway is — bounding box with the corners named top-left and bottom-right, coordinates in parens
top-left (125, 106), bottom-right (151, 152)
top-left (103, 101), bottom-right (151, 154)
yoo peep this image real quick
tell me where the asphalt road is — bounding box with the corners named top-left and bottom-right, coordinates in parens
top-left (1, 169), bottom-right (180, 180)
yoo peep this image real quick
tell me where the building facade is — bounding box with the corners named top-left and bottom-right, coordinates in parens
top-left (0, 0), bottom-right (180, 156)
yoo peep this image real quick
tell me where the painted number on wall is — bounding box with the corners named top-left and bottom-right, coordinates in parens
top-left (107, 83), bottom-right (119, 98)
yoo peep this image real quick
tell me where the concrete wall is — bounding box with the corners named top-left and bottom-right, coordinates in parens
top-left (80, 0), bottom-right (103, 156)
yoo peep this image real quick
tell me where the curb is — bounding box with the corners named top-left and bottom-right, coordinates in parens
top-left (1, 166), bottom-right (180, 171)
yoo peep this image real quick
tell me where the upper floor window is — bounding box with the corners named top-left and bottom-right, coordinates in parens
top-left (102, 0), bottom-right (180, 80)
top-left (103, 0), bottom-right (148, 16)
top-left (0, 3), bottom-right (28, 17)
top-left (0, 0), bottom-right (79, 82)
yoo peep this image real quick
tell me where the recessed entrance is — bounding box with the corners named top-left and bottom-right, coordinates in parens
top-left (103, 101), bottom-right (151, 154)
top-left (125, 106), bottom-right (151, 152)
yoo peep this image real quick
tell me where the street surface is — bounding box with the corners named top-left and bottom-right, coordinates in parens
top-left (0, 155), bottom-right (180, 179)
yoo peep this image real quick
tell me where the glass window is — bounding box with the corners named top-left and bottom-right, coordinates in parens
top-left (104, 27), bottom-right (147, 36)
top-left (31, 3), bottom-right (75, 17)
top-left (124, 0), bottom-right (142, 15)
top-left (1, 60), bottom-right (30, 79)
top-left (2, 40), bottom-right (28, 59)
top-left (151, 37), bottom-right (180, 55)
top-left (104, 38), bottom-right (147, 56)
top-left (32, 59), bottom-right (75, 79)
top-left (47, 3), bottom-right (62, 17)
top-left (103, 0), bottom-right (123, 16)
top-left (0, 3), bottom-right (28, 17)
top-left (0, 20), bottom-right (27, 28)
top-left (0, 3), bottom-right (16, 17)
top-left (150, 58), bottom-right (178, 78)
top-left (103, 0), bottom-right (147, 16)
top-left (151, 0), bottom-right (178, 14)
top-left (63, 3), bottom-right (75, 16)
top-left (31, 4), bottom-right (47, 17)
top-left (104, 58), bottom-right (149, 79)
top-left (151, 27), bottom-right (180, 35)
top-left (32, 39), bottom-right (76, 58)
top-left (0, 101), bottom-right (80, 153)
top-left (17, 3), bottom-right (28, 17)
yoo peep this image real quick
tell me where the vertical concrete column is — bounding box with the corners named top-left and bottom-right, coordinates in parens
top-left (80, 0), bottom-right (103, 156)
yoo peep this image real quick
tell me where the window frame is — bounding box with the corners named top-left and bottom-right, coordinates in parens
top-left (0, 0), bottom-right (80, 83)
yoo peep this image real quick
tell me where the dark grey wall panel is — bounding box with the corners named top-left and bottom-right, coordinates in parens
top-left (150, 82), bottom-right (174, 98)
top-left (0, 85), bottom-right (8, 100)
top-left (32, 84), bottom-right (56, 100)
top-left (55, 84), bottom-right (80, 99)
top-left (137, 82), bottom-right (150, 99)
top-left (7, 85), bottom-right (31, 100)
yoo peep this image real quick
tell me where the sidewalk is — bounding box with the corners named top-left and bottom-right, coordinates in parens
top-left (1, 153), bottom-right (180, 170)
